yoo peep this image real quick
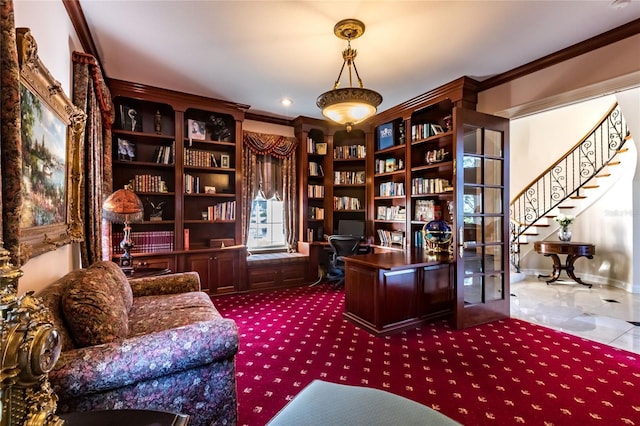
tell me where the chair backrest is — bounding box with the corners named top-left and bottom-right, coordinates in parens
top-left (328, 235), bottom-right (361, 260)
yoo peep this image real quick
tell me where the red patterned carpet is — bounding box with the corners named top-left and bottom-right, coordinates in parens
top-left (214, 285), bottom-right (640, 425)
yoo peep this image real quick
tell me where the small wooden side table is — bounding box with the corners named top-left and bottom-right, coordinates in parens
top-left (125, 267), bottom-right (171, 279)
top-left (534, 241), bottom-right (595, 288)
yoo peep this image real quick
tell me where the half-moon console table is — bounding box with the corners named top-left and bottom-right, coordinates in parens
top-left (533, 241), bottom-right (595, 288)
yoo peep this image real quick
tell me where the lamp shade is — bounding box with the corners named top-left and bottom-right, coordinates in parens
top-left (103, 188), bottom-right (144, 224)
top-left (317, 87), bottom-right (382, 126)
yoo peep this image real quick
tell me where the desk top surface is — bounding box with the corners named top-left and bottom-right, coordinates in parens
top-left (343, 250), bottom-right (452, 270)
top-left (534, 241), bottom-right (595, 256)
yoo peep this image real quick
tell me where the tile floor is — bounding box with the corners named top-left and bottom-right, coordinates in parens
top-left (510, 276), bottom-right (640, 354)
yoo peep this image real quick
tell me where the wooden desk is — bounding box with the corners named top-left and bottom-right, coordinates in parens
top-left (534, 241), bottom-right (595, 288)
top-left (343, 251), bottom-right (453, 336)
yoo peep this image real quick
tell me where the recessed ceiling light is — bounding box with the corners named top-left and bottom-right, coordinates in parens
top-left (281, 98), bottom-right (293, 107)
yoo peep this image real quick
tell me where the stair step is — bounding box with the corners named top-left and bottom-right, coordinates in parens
top-left (595, 173), bottom-right (611, 178)
top-left (558, 206), bottom-right (575, 209)
top-left (570, 195), bottom-right (587, 199)
top-left (534, 223), bottom-right (550, 227)
top-left (524, 232), bottom-right (539, 236)
top-left (617, 147), bottom-right (629, 154)
top-left (608, 161), bottom-right (621, 166)
top-left (582, 185), bottom-right (599, 189)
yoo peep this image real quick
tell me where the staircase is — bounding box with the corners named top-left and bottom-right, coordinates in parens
top-left (510, 103), bottom-right (631, 272)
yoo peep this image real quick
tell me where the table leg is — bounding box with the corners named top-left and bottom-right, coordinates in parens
top-left (540, 253), bottom-right (562, 284)
top-left (565, 254), bottom-right (593, 288)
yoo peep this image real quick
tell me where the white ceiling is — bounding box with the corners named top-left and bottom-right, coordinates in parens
top-left (78, 1), bottom-right (640, 120)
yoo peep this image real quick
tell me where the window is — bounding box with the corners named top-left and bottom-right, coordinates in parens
top-left (247, 192), bottom-right (286, 250)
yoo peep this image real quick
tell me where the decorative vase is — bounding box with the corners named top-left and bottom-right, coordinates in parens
top-left (558, 227), bottom-right (572, 242)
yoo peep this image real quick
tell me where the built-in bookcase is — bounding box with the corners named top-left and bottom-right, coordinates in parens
top-left (109, 79), bottom-right (248, 294)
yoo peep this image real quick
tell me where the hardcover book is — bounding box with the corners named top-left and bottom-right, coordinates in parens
top-left (377, 122), bottom-right (394, 151)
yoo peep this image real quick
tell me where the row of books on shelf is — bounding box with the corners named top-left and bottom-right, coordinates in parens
top-left (414, 199), bottom-right (442, 222)
top-left (309, 207), bottom-right (324, 220)
top-left (112, 231), bottom-right (174, 255)
top-left (411, 123), bottom-right (445, 142)
top-left (413, 230), bottom-right (426, 248)
top-left (378, 181), bottom-right (405, 197)
top-left (309, 161), bottom-right (324, 177)
top-left (377, 229), bottom-right (405, 246)
top-left (202, 201), bottom-right (236, 221)
top-left (184, 147), bottom-right (217, 167)
top-left (376, 205), bottom-right (406, 221)
top-left (333, 196), bottom-right (361, 210)
top-left (411, 178), bottom-right (452, 195)
top-left (308, 184), bottom-right (324, 198)
top-left (375, 157), bottom-right (404, 174)
top-left (334, 171), bottom-right (365, 185)
top-left (184, 173), bottom-right (200, 194)
top-left (306, 138), bottom-right (327, 155)
top-left (184, 174), bottom-right (221, 194)
top-left (153, 143), bottom-right (174, 164)
top-left (334, 144), bottom-right (366, 159)
top-left (130, 175), bottom-right (169, 193)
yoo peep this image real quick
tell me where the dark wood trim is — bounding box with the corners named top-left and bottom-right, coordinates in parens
top-left (63, 0), bottom-right (101, 62)
top-left (245, 112), bottom-right (293, 127)
top-left (479, 18), bottom-right (640, 91)
top-left (109, 79), bottom-right (250, 118)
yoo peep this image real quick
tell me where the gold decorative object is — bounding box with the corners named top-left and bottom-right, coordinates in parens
top-left (0, 241), bottom-right (63, 426)
top-left (316, 18), bottom-right (382, 132)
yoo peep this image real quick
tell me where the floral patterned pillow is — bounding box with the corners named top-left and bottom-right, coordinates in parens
top-left (88, 260), bottom-right (134, 312)
top-left (61, 267), bottom-right (129, 347)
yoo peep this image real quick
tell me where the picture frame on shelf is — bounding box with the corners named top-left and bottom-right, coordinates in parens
top-left (16, 28), bottom-right (86, 260)
top-left (390, 231), bottom-right (405, 246)
top-left (119, 104), bottom-right (142, 132)
top-left (220, 154), bottom-right (230, 168)
top-left (431, 124), bottom-right (444, 135)
top-left (204, 186), bottom-right (216, 194)
top-left (187, 119), bottom-right (206, 140)
top-left (377, 122), bottom-right (394, 151)
top-left (315, 143), bottom-right (327, 155)
top-left (117, 138), bottom-right (136, 161)
top-left (385, 158), bottom-right (396, 173)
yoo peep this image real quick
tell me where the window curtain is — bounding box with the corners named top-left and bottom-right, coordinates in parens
top-left (0, 0), bottom-right (23, 265)
top-left (242, 131), bottom-right (297, 251)
top-left (71, 52), bottom-right (114, 265)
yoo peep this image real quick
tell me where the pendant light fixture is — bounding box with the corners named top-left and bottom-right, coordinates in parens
top-left (316, 19), bottom-right (382, 132)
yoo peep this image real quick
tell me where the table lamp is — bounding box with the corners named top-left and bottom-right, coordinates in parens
top-left (103, 186), bottom-right (144, 269)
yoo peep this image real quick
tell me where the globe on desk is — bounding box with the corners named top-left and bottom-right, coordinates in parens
top-left (423, 219), bottom-right (452, 253)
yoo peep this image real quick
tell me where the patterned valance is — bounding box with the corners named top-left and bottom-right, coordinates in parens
top-left (72, 51), bottom-right (114, 129)
top-left (243, 131), bottom-right (298, 159)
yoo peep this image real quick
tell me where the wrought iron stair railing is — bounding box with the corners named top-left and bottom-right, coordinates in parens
top-left (510, 103), bottom-right (629, 272)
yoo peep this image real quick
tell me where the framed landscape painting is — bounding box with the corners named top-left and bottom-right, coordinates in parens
top-left (16, 28), bottom-right (86, 259)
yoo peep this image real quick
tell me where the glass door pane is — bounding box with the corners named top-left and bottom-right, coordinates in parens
top-left (455, 108), bottom-right (510, 329)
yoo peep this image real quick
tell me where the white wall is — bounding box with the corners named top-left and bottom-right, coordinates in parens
top-left (14, 0), bottom-right (83, 294)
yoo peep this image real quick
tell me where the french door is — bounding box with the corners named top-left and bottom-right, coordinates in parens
top-left (454, 108), bottom-right (510, 329)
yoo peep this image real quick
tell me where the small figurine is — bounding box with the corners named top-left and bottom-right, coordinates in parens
top-left (148, 200), bottom-right (166, 221)
top-left (154, 110), bottom-right (162, 134)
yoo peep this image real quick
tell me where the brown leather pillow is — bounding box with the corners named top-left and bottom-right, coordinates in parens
top-left (61, 267), bottom-right (128, 348)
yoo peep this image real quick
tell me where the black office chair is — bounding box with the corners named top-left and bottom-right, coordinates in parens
top-left (326, 235), bottom-right (361, 288)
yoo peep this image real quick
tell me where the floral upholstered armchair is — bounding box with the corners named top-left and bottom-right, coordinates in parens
top-left (36, 261), bottom-right (238, 426)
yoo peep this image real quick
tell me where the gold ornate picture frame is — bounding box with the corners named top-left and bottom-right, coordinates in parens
top-left (16, 28), bottom-right (86, 260)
